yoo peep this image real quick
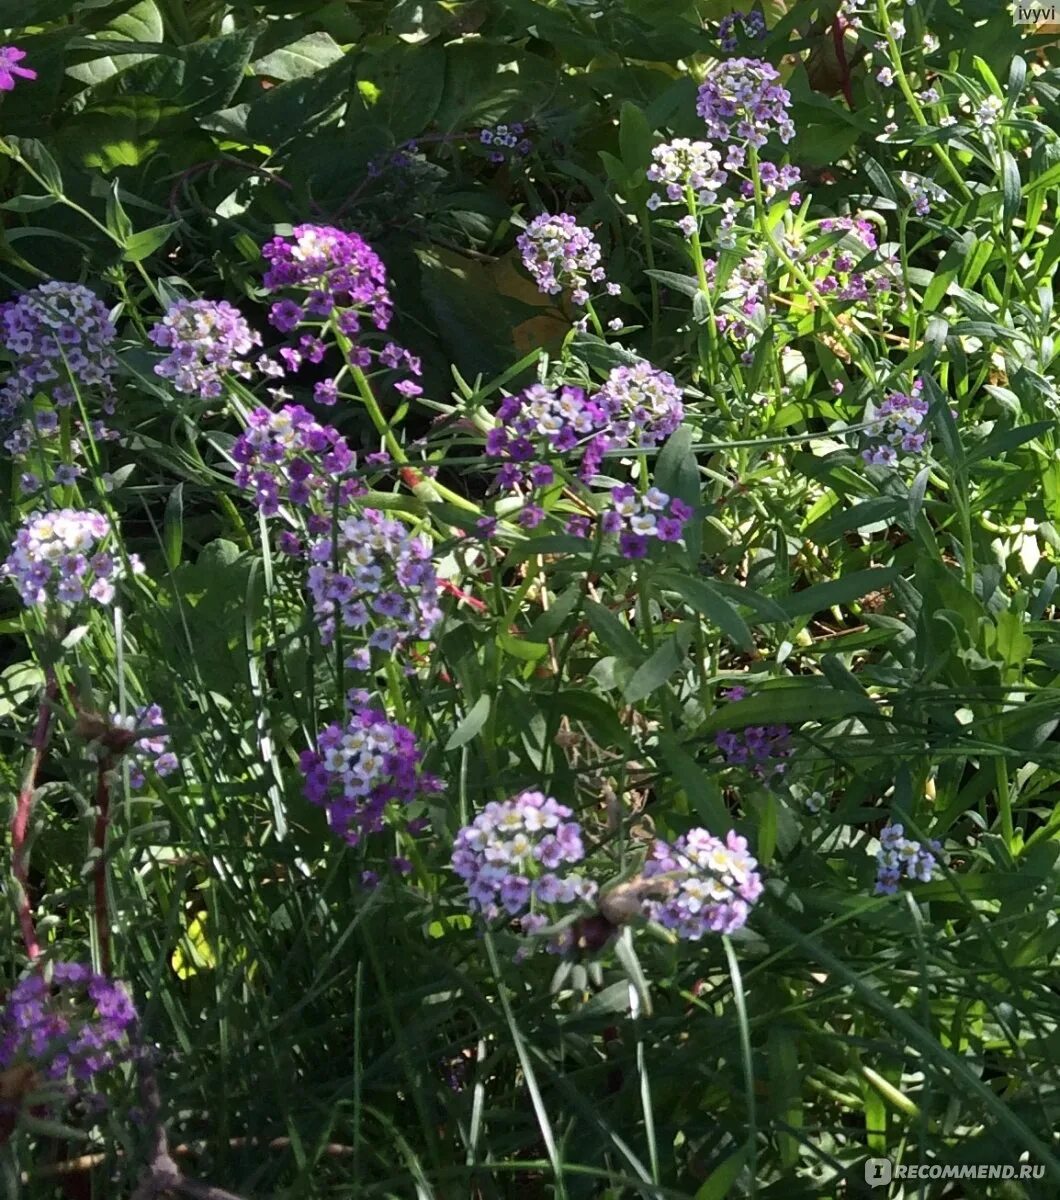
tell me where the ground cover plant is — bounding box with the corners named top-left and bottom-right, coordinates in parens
top-left (2, 0), bottom-right (1060, 1197)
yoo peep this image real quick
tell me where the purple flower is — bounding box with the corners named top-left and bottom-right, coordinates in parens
top-left (647, 139), bottom-right (728, 207)
top-left (0, 964), bottom-right (138, 1109)
top-left (0, 46), bottom-right (36, 91)
top-left (516, 213), bottom-right (607, 305)
top-left (305, 508), bottom-right (443, 655)
top-left (595, 361), bottom-right (684, 450)
top-left (1, 509), bottom-right (142, 608)
top-left (0, 283), bottom-right (117, 420)
top-left (604, 484), bottom-right (692, 558)
top-left (715, 722), bottom-right (792, 780)
top-left (232, 404), bottom-right (363, 516)
top-left (451, 791), bottom-right (595, 937)
top-left (148, 298), bottom-right (261, 398)
top-left (642, 828), bottom-right (763, 938)
top-left (299, 708), bottom-right (439, 845)
top-left (860, 378), bottom-right (929, 467)
top-left (696, 57), bottom-right (795, 148)
top-left (261, 224), bottom-right (394, 333)
top-left (109, 704), bottom-right (179, 789)
top-left (874, 822), bottom-right (942, 894)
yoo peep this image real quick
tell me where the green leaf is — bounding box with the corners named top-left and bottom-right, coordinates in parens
top-left (548, 689), bottom-right (635, 753)
top-left (695, 1149), bottom-right (747, 1200)
top-left (1001, 150), bottom-right (1021, 228)
top-left (775, 567), bottom-right (897, 619)
top-left (623, 623), bottom-right (693, 703)
top-left (105, 180), bottom-right (133, 245)
top-left (701, 684), bottom-right (877, 732)
top-left (584, 599), bottom-right (643, 661)
top-left (496, 631), bottom-right (549, 661)
top-left (619, 100), bottom-right (653, 174)
top-left (445, 693), bottom-right (491, 750)
top-left (0, 663), bottom-right (45, 720)
top-left (163, 483), bottom-right (184, 570)
top-left (122, 221), bottom-right (180, 262)
top-left (0, 194), bottom-right (57, 212)
top-left (12, 138), bottom-right (63, 194)
top-left (253, 32), bottom-right (346, 82)
top-left (654, 570), bottom-right (752, 651)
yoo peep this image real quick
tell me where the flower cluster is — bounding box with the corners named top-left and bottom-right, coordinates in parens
top-left (451, 792), bottom-right (596, 931)
top-left (111, 704), bottom-right (180, 789)
top-left (861, 379), bottom-right (929, 466)
top-left (0, 964), bottom-right (138, 1108)
top-left (305, 509), bottom-right (443, 654)
top-left (696, 57), bottom-right (795, 148)
top-left (641, 828), bottom-right (763, 938)
top-left (0, 283), bottom-right (117, 420)
top-left (595, 361), bottom-right (684, 450)
top-left (300, 709), bottom-right (439, 845)
top-left (715, 723), bottom-right (793, 780)
top-left (479, 122), bottom-right (532, 163)
top-left (600, 485), bottom-right (692, 558)
top-left (2, 509), bottom-right (141, 607)
top-left (801, 217), bottom-right (901, 305)
top-left (0, 45), bottom-right (35, 91)
top-left (149, 299), bottom-right (261, 398)
top-left (705, 251), bottom-right (768, 349)
top-left (718, 9), bottom-right (766, 51)
top-left (487, 383), bottom-right (603, 488)
top-left (261, 224), bottom-right (394, 335)
top-left (516, 213), bottom-right (607, 305)
top-left (232, 405), bottom-right (363, 515)
top-left (646, 140), bottom-right (728, 209)
top-left (874, 822), bottom-right (941, 894)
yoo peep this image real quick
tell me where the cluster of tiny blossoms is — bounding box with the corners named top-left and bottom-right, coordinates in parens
top-left (111, 704), bottom-right (180, 789)
top-left (305, 510), bottom-right (442, 656)
top-left (598, 485), bottom-right (692, 559)
top-left (300, 709), bottom-right (440, 845)
top-left (715, 723), bottom-right (793, 780)
top-left (232, 405), bottom-right (363, 516)
top-left (875, 822), bottom-right (942, 894)
top-left (488, 364), bottom-right (684, 489)
top-left (516, 213), bottom-right (608, 306)
top-left (696, 57), bottom-right (795, 148)
top-left (704, 251), bottom-right (768, 351)
top-left (479, 121), bottom-right (532, 163)
top-left (801, 216), bottom-right (901, 305)
top-left (261, 224), bottom-right (394, 335)
top-left (718, 9), bottom-right (766, 51)
top-left (451, 792), bottom-right (596, 933)
top-left (646, 140), bottom-right (728, 209)
top-left (0, 283), bottom-right (117, 420)
top-left (0, 964), bottom-right (138, 1108)
top-left (862, 379), bottom-right (929, 467)
top-left (642, 828), bottom-right (763, 938)
top-left (148, 299), bottom-right (261, 398)
top-left (2, 509), bottom-right (141, 607)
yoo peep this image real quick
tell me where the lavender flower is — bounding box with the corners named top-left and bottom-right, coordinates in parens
top-left (0, 283), bottom-right (117, 419)
top-left (0, 964), bottom-right (138, 1108)
top-left (696, 57), bottom-right (795, 148)
top-left (861, 379), bottom-right (929, 466)
top-left (300, 708), bottom-right (439, 845)
top-left (600, 485), bottom-right (692, 558)
top-left (646, 139), bottom-right (728, 208)
top-left (479, 122), bottom-right (532, 162)
top-left (451, 791), bottom-right (596, 928)
top-left (0, 46), bottom-right (36, 91)
top-left (232, 405), bottom-right (363, 515)
top-left (148, 299), bottom-right (261, 398)
top-left (874, 822), bottom-right (942, 894)
top-left (641, 828), bottom-right (763, 938)
top-left (516, 213), bottom-right (607, 306)
top-left (718, 9), bottom-right (766, 51)
top-left (487, 383), bottom-right (607, 488)
top-left (305, 509), bottom-right (443, 653)
top-left (595, 361), bottom-right (684, 449)
top-left (2, 509), bottom-right (142, 607)
top-left (111, 704), bottom-right (179, 788)
top-left (715, 724), bottom-right (793, 780)
top-left (261, 224), bottom-right (394, 334)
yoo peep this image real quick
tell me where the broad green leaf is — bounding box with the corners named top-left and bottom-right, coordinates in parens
top-left (445, 693), bottom-right (491, 750)
top-left (253, 32), bottom-right (346, 82)
top-left (654, 570), bottom-right (753, 651)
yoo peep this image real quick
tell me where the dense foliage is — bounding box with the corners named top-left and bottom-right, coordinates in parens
top-left (3, 1), bottom-right (1060, 1197)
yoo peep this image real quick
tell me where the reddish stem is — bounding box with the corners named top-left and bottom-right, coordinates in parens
top-left (833, 16), bottom-right (855, 110)
top-left (12, 672), bottom-right (58, 964)
top-left (92, 758), bottom-right (114, 975)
